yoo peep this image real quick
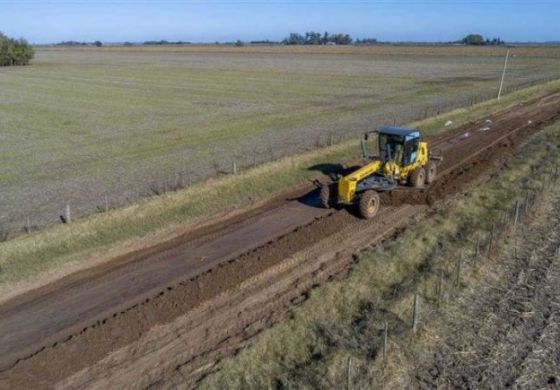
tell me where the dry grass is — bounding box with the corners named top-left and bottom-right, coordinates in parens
top-left (198, 120), bottom-right (560, 389)
top-left (0, 79), bottom-right (559, 302)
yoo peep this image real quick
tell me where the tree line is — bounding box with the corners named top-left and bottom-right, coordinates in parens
top-left (283, 31), bottom-right (353, 45)
top-left (51, 32), bottom-right (506, 48)
top-left (461, 34), bottom-right (505, 46)
top-left (56, 40), bottom-right (103, 47)
top-left (0, 32), bottom-right (34, 66)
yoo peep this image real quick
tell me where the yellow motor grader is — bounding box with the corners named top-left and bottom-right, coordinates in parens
top-left (320, 127), bottom-right (442, 219)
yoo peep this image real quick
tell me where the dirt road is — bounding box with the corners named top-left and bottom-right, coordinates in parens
top-left (0, 194), bottom-right (330, 372)
top-left (1, 92), bottom-right (560, 388)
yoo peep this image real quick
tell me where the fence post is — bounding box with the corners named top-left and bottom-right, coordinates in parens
top-left (487, 228), bottom-right (495, 256)
top-left (65, 204), bottom-right (71, 224)
top-left (455, 253), bottom-right (462, 287)
top-left (232, 161), bottom-right (237, 175)
top-left (437, 269), bottom-right (444, 305)
top-left (382, 322), bottom-right (388, 361)
top-left (346, 356), bottom-right (352, 390)
top-left (474, 235), bottom-right (481, 262)
top-left (514, 200), bottom-right (520, 226)
top-left (412, 292), bottom-right (419, 333)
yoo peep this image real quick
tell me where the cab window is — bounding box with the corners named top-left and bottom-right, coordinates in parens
top-left (403, 138), bottom-right (419, 165)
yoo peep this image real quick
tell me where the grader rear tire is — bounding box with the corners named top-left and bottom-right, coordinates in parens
top-left (426, 161), bottom-right (437, 184)
top-left (358, 190), bottom-right (380, 219)
top-left (409, 167), bottom-right (426, 188)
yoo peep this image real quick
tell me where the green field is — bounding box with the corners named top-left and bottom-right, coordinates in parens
top-left (1, 45), bottom-right (560, 235)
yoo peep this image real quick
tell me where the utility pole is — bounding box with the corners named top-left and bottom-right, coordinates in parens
top-left (497, 49), bottom-right (510, 100)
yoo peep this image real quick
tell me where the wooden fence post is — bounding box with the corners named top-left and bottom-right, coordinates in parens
top-left (474, 235), bottom-right (481, 262)
top-left (412, 292), bottom-right (419, 333)
top-left (232, 161), bottom-right (237, 175)
top-left (346, 356), bottom-right (352, 390)
top-left (382, 322), bottom-right (388, 361)
top-left (65, 204), bottom-right (71, 224)
top-left (487, 229), bottom-right (494, 256)
top-left (455, 253), bottom-right (462, 287)
top-left (514, 200), bottom-right (520, 226)
top-left (437, 269), bottom-right (444, 305)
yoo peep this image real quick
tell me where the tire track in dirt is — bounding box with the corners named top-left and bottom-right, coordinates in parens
top-left (1, 92), bottom-right (560, 388)
top-left (60, 205), bottom-right (424, 389)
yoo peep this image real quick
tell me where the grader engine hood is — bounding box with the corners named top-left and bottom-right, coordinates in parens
top-left (337, 160), bottom-right (383, 204)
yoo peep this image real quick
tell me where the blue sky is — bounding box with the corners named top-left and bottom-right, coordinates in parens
top-left (0, 0), bottom-right (558, 44)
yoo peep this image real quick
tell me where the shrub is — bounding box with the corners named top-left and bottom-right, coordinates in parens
top-left (0, 32), bottom-right (34, 66)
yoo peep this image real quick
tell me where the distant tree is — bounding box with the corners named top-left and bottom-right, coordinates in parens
top-left (234, 40), bottom-right (245, 47)
top-left (143, 40), bottom-right (169, 45)
top-left (123, 41), bottom-right (134, 46)
top-left (304, 31), bottom-right (322, 45)
top-left (250, 40), bottom-right (280, 45)
top-left (56, 41), bottom-right (87, 46)
top-left (332, 33), bottom-right (352, 45)
top-left (460, 34), bottom-right (505, 46)
top-left (0, 32), bottom-right (34, 66)
top-left (283, 31), bottom-right (353, 45)
top-left (283, 33), bottom-right (306, 45)
top-left (356, 38), bottom-right (378, 45)
top-left (490, 37), bottom-right (505, 46)
top-left (94, 40), bottom-right (103, 47)
top-left (462, 34), bottom-right (485, 45)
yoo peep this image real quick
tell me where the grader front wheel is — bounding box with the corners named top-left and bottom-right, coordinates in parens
top-left (358, 190), bottom-right (380, 219)
top-left (409, 167), bottom-right (426, 188)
